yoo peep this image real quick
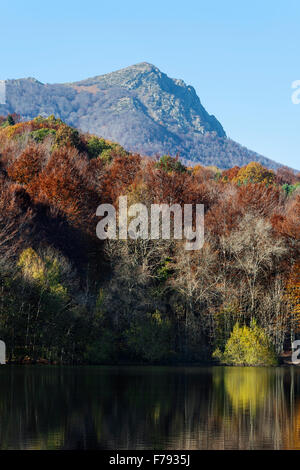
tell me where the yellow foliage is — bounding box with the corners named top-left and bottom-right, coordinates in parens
top-left (213, 320), bottom-right (277, 366)
top-left (18, 248), bottom-right (68, 297)
top-left (233, 162), bottom-right (275, 185)
top-left (18, 248), bottom-right (44, 281)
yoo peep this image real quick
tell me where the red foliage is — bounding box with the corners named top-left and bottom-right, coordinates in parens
top-left (271, 194), bottom-right (300, 243)
top-left (222, 166), bottom-right (240, 182)
top-left (276, 166), bottom-right (298, 185)
top-left (30, 147), bottom-right (99, 228)
top-left (102, 154), bottom-right (142, 203)
top-left (7, 144), bottom-right (45, 185)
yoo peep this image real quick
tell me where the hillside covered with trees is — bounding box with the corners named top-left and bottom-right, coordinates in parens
top-left (0, 114), bottom-right (299, 365)
top-left (0, 63), bottom-right (286, 170)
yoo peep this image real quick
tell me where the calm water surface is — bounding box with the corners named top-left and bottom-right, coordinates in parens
top-left (0, 365), bottom-right (300, 450)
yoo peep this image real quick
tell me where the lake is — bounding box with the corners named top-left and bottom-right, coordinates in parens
top-left (0, 365), bottom-right (300, 450)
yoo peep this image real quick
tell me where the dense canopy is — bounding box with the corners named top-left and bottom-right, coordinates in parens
top-left (0, 114), bottom-right (299, 364)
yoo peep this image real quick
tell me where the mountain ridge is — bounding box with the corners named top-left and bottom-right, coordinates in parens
top-left (0, 63), bottom-right (288, 170)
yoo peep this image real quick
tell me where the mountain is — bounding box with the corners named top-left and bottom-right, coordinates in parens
top-left (0, 62), bottom-right (283, 169)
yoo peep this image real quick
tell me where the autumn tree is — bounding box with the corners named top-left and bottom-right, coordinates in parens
top-left (233, 162), bottom-right (275, 185)
top-left (7, 144), bottom-right (45, 185)
top-left (286, 263), bottom-right (300, 340)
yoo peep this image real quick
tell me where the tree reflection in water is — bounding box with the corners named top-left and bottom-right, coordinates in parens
top-left (0, 366), bottom-right (300, 450)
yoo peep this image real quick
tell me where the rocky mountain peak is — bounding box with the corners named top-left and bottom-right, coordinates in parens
top-left (0, 63), bottom-right (283, 169)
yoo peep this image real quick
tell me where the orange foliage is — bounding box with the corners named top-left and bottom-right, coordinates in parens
top-left (271, 194), bottom-right (300, 241)
top-left (30, 147), bottom-right (98, 227)
top-left (192, 164), bottom-right (215, 182)
top-left (222, 166), bottom-right (240, 182)
top-left (286, 263), bottom-right (300, 331)
top-left (103, 154), bottom-right (142, 203)
top-left (7, 144), bottom-right (44, 185)
top-left (276, 166), bottom-right (298, 185)
top-left (235, 183), bottom-right (282, 217)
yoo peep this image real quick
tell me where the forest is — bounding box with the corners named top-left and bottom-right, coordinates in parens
top-left (0, 114), bottom-right (299, 365)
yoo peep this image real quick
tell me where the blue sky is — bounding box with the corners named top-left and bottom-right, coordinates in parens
top-left (1, 0), bottom-right (300, 169)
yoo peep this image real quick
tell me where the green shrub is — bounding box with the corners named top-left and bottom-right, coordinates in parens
top-left (156, 257), bottom-right (173, 282)
top-left (86, 137), bottom-right (128, 161)
top-left (155, 155), bottom-right (186, 173)
top-left (54, 124), bottom-right (80, 149)
top-left (87, 137), bottom-right (110, 159)
top-left (1, 115), bottom-right (15, 128)
top-left (213, 320), bottom-right (277, 366)
top-left (282, 183), bottom-right (300, 196)
top-left (30, 128), bottom-right (56, 142)
top-left (99, 148), bottom-right (113, 163)
top-left (7, 115), bottom-right (15, 126)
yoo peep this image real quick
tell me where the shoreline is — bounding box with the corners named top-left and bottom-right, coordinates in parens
top-left (1, 360), bottom-right (297, 368)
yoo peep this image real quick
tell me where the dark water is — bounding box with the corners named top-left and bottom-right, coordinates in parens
top-left (1, 365), bottom-right (300, 450)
